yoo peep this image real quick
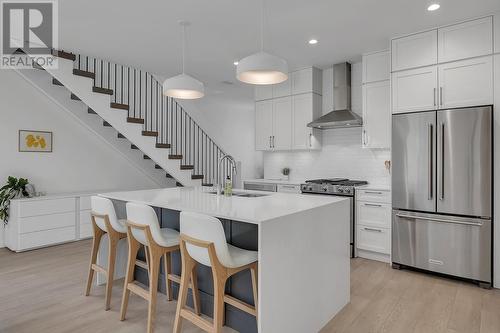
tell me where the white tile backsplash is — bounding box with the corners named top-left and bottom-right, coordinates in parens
top-left (264, 62), bottom-right (391, 187)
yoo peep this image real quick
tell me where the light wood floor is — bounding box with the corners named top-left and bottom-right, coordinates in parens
top-left (0, 240), bottom-right (499, 333)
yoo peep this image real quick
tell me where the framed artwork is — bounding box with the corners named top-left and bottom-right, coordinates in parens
top-left (19, 130), bottom-right (53, 153)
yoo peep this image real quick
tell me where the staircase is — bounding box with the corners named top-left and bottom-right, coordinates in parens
top-left (18, 49), bottom-right (234, 187)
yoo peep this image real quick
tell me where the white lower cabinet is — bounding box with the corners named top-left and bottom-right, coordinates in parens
top-left (5, 192), bottom-right (99, 252)
top-left (356, 188), bottom-right (391, 262)
top-left (438, 56), bottom-right (493, 109)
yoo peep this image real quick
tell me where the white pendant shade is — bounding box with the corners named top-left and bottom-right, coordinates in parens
top-left (163, 73), bottom-right (204, 99)
top-left (236, 51), bottom-right (288, 85)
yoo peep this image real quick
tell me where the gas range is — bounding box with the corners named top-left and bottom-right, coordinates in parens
top-left (301, 178), bottom-right (368, 196)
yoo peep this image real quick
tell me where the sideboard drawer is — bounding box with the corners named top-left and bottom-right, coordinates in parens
top-left (356, 202), bottom-right (391, 228)
top-left (356, 225), bottom-right (390, 254)
top-left (19, 226), bottom-right (76, 251)
top-left (356, 189), bottom-right (390, 203)
top-left (19, 198), bottom-right (76, 217)
top-left (19, 212), bottom-right (76, 234)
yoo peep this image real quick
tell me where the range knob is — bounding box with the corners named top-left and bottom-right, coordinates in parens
top-left (338, 188), bottom-right (344, 193)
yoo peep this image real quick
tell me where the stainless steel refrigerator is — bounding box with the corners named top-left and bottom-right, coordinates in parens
top-left (392, 106), bottom-right (492, 286)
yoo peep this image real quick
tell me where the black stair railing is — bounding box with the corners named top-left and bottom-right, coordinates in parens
top-left (69, 52), bottom-right (233, 186)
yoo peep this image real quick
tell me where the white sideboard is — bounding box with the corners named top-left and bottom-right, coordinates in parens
top-left (4, 191), bottom-right (102, 252)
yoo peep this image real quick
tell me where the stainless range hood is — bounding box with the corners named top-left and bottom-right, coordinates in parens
top-left (307, 62), bottom-right (362, 129)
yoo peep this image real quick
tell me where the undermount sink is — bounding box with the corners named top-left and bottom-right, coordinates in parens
top-left (206, 191), bottom-right (269, 198)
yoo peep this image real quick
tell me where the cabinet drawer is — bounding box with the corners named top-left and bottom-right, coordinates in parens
top-left (19, 198), bottom-right (76, 217)
top-left (19, 212), bottom-right (76, 234)
top-left (438, 17), bottom-right (493, 63)
top-left (356, 189), bottom-right (390, 203)
top-left (19, 226), bottom-right (76, 251)
top-left (357, 202), bottom-right (391, 228)
top-left (356, 225), bottom-right (390, 254)
top-left (80, 196), bottom-right (92, 210)
top-left (277, 184), bottom-right (301, 193)
top-left (79, 223), bottom-right (93, 239)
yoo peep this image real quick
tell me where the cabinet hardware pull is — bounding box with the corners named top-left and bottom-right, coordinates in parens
top-left (396, 214), bottom-right (483, 227)
top-left (433, 88), bottom-right (436, 107)
top-left (364, 191), bottom-right (382, 194)
top-left (364, 227), bottom-right (382, 232)
top-left (440, 87), bottom-right (443, 106)
top-left (272, 136), bottom-right (275, 148)
top-left (364, 203), bottom-right (382, 207)
top-left (269, 136), bottom-right (272, 149)
top-left (309, 133), bottom-right (312, 147)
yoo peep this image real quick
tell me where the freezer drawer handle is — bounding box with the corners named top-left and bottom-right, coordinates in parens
top-left (364, 203), bottom-right (382, 207)
top-left (363, 191), bottom-right (383, 195)
top-left (395, 214), bottom-right (483, 227)
top-left (363, 227), bottom-right (382, 233)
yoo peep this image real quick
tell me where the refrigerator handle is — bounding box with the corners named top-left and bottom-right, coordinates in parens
top-left (440, 122), bottom-right (445, 201)
top-left (395, 213), bottom-right (483, 227)
top-left (428, 124), bottom-right (433, 200)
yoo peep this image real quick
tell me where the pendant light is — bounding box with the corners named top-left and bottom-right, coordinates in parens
top-left (236, 0), bottom-right (288, 85)
top-left (163, 21), bottom-right (204, 99)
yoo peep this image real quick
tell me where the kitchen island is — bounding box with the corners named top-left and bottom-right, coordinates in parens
top-left (99, 187), bottom-right (350, 333)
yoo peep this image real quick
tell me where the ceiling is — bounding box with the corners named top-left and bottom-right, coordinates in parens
top-left (59, 0), bottom-right (500, 111)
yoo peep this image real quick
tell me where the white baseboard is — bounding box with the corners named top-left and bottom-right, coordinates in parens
top-left (357, 249), bottom-right (391, 263)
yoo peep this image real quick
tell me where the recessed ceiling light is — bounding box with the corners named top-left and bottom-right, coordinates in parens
top-left (427, 3), bottom-right (440, 11)
top-left (233, 61), bottom-right (239, 66)
top-left (308, 39), bottom-right (318, 45)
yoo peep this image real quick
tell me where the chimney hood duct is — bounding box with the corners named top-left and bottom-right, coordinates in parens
top-left (307, 62), bottom-right (362, 129)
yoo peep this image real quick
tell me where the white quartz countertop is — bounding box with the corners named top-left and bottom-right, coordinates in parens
top-left (99, 187), bottom-right (348, 225)
top-left (243, 178), bottom-right (305, 185)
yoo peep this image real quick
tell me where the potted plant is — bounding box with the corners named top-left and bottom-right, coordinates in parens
top-left (281, 167), bottom-right (290, 181)
top-left (0, 176), bottom-right (30, 224)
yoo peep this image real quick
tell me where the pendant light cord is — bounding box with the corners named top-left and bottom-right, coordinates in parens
top-left (182, 23), bottom-right (186, 74)
top-left (260, 0), bottom-right (264, 52)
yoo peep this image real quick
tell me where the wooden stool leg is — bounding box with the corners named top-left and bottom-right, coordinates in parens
top-left (250, 264), bottom-right (258, 320)
top-left (173, 250), bottom-right (196, 333)
top-left (85, 225), bottom-right (104, 296)
top-left (213, 272), bottom-right (227, 333)
top-left (147, 248), bottom-right (161, 333)
top-left (144, 245), bottom-right (150, 273)
top-left (163, 253), bottom-right (172, 301)
top-left (104, 233), bottom-right (119, 311)
top-left (190, 264), bottom-right (201, 315)
top-left (120, 235), bottom-right (140, 321)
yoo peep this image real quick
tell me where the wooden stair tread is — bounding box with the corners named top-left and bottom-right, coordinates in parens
top-left (92, 86), bottom-right (113, 95)
top-left (155, 165), bottom-right (162, 169)
top-left (103, 121), bottom-right (111, 127)
top-left (166, 174), bottom-right (173, 178)
top-left (117, 133), bottom-right (125, 139)
top-left (110, 103), bottom-right (129, 110)
top-left (143, 155), bottom-right (150, 160)
top-left (70, 93), bottom-right (81, 101)
top-left (180, 165), bottom-right (194, 170)
top-left (73, 68), bottom-right (95, 79)
top-left (141, 131), bottom-right (158, 137)
top-left (191, 175), bottom-right (204, 180)
top-left (127, 117), bottom-right (144, 124)
top-left (168, 155), bottom-right (182, 160)
top-left (155, 143), bottom-right (171, 149)
top-left (87, 108), bottom-right (97, 114)
top-left (56, 50), bottom-right (76, 61)
top-left (52, 78), bottom-right (63, 86)
top-left (131, 145), bottom-right (138, 150)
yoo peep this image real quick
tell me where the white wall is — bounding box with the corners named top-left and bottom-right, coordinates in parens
top-left (0, 69), bottom-right (163, 246)
top-left (179, 94), bottom-right (263, 183)
top-left (263, 62), bottom-right (391, 185)
top-left (494, 53), bottom-right (500, 288)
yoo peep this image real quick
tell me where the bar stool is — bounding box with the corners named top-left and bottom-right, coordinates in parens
top-left (85, 196), bottom-right (128, 310)
top-left (120, 202), bottom-right (201, 333)
top-left (174, 211), bottom-right (258, 333)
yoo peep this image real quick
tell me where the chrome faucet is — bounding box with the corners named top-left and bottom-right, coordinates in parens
top-left (217, 154), bottom-right (237, 195)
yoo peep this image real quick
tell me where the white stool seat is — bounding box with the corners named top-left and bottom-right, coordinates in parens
top-left (226, 244), bottom-right (258, 268)
top-left (134, 227), bottom-right (180, 248)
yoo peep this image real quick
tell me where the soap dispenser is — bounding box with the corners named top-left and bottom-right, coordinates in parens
top-left (224, 176), bottom-right (232, 196)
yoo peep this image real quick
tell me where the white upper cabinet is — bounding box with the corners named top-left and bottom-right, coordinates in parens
top-left (272, 79), bottom-right (292, 98)
top-left (438, 56), bottom-right (493, 109)
top-left (362, 50), bottom-right (390, 83)
top-left (291, 67), bottom-right (322, 95)
top-left (392, 66), bottom-right (438, 114)
top-left (255, 100), bottom-right (273, 150)
top-left (292, 93), bottom-right (321, 150)
top-left (272, 97), bottom-right (293, 150)
top-left (438, 17), bottom-right (493, 63)
top-left (391, 30), bottom-right (438, 71)
top-left (362, 81), bottom-right (390, 148)
top-left (255, 85), bottom-right (273, 101)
